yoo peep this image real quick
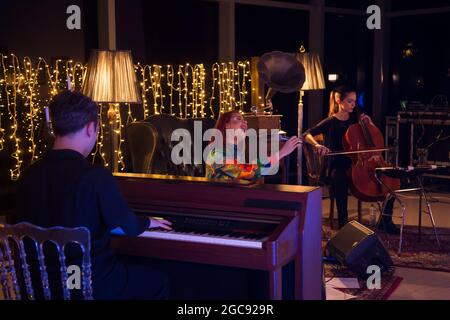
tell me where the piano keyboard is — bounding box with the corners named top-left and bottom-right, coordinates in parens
top-left (139, 230), bottom-right (266, 248)
top-left (112, 228), bottom-right (267, 248)
top-left (111, 212), bottom-right (279, 249)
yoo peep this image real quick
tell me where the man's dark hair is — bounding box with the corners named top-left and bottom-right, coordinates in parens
top-left (49, 91), bottom-right (99, 136)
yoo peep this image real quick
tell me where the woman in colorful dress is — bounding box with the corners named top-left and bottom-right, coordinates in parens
top-left (206, 110), bottom-right (301, 182)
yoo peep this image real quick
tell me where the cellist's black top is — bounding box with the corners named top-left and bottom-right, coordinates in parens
top-left (303, 113), bottom-right (358, 170)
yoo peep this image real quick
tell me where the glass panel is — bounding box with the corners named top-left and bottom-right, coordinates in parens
top-left (236, 4), bottom-right (309, 183)
top-left (271, 0), bottom-right (310, 4)
top-left (390, 0), bottom-right (450, 12)
top-left (235, 4), bottom-right (309, 59)
top-left (389, 13), bottom-right (450, 113)
top-left (324, 13), bottom-right (374, 117)
top-left (325, 0), bottom-right (373, 10)
top-left (136, 0), bottom-right (219, 65)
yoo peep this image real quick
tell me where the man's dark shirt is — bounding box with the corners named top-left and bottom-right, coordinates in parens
top-left (15, 149), bottom-right (149, 299)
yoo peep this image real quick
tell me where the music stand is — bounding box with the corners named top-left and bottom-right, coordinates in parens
top-left (374, 166), bottom-right (441, 254)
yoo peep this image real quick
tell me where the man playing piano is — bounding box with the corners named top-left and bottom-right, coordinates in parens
top-left (15, 91), bottom-right (172, 299)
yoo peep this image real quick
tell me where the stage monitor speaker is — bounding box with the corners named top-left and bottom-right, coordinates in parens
top-left (326, 221), bottom-right (393, 278)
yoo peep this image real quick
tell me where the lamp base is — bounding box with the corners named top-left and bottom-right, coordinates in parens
top-left (107, 103), bottom-right (119, 172)
top-left (297, 91), bottom-right (304, 185)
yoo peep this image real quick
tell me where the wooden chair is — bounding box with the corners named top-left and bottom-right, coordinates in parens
top-left (303, 136), bottom-right (362, 229)
top-left (0, 222), bottom-right (92, 300)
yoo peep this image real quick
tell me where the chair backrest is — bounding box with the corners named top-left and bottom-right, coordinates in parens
top-left (127, 114), bottom-right (216, 176)
top-left (126, 122), bottom-right (157, 173)
top-left (0, 222), bottom-right (92, 300)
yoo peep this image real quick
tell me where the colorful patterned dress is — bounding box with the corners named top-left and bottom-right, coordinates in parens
top-left (205, 144), bottom-right (264, 182)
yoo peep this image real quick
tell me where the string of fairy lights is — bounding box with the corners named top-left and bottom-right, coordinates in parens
top-left (0, 53), bottom-right (252, 180)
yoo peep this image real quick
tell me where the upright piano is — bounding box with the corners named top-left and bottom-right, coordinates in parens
top-left (111, 173), bottom-right (323, 300)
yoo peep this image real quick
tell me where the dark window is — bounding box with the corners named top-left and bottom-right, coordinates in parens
top-left (389, 13), bottom-right (450, 113)
top-left (324, 13), bottom-right (374, 116)
top-left (235, 4), bottom-right (309, 59)
top-left (140, 0), bottom-right (219, 65)
top-left (325, 0), bottom-right (373, 10)
top-left (0, 0), bottom-right (86, 61)
top-left (235, 4), bottom-right (309, 154)
top-left (390, 0), bottom-right (450, 12)
top-left (270, 0), bottom-right (310, 4)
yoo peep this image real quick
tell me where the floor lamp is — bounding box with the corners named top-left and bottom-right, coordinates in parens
top-left (82, 50), bottom-right (141, 172)
top-left (295, 51), bottom-right (325, 185)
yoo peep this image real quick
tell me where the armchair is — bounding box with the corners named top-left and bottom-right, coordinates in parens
top-left (126, 114), bottom-right (216, 176)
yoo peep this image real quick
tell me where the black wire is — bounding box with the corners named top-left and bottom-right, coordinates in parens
top-left (324, 263), bottom-right (344, 283)
top-left (425, 128), bottom-right (450, 150)
top-left (416, 111), bottom-right (425, 149)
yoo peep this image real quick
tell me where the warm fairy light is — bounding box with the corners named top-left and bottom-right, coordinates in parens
top-left (91, 104), bottom-right (108, 167)
top-left (166, 65), bottom-right (175, 115)
top-left (0, 53), bottom-right (86, 180)
top-left (137, 61), bottom-right (250, 119)
top-left (0, 53), bottom-right (252, 180)
top-left (1, 53), bottom-right (23, 180)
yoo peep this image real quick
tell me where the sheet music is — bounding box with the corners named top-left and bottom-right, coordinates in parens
top-left (325, 286), bottom-right (357, 300)
top-left (325, 277), bottom-right (360, 289)
top-left (325, 277), bottom-right (360, 300)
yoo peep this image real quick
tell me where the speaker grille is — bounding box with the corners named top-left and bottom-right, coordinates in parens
top-left (326, 221), bottom-right (392, 278)
top-left (327, 221), bottom-right (373, 261)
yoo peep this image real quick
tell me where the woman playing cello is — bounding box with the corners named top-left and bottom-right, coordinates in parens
top-left (303, 85), bottom-right (399, 234)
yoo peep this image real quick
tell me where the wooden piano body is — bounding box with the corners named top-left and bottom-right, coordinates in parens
top-left (112, 173), bottom-right (323, 300)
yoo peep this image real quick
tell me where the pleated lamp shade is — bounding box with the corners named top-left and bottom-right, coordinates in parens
top-left (82, 50), bottom-right (141, 103)
top-left (295, 52), bottom-right (325, 91)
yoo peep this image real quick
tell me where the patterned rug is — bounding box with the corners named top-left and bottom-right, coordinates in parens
top-left (322, 223), bottom-right (450, 299)
top-left (323, 223), bottom-right (450, 273)
top-left (379, 226), bottom-right (450, 272)
top-left (323, 264), bottom-right (403, 300)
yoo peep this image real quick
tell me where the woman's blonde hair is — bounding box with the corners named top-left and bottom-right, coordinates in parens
top-left (328, 90), bottom-right (338, 116)
top-left (328, 85), bottom-right (356, 116)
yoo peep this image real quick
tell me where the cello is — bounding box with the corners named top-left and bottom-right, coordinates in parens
top-left (342, 107), bottom-right (400, 202)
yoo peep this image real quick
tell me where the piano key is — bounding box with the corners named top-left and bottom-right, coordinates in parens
top-left (113, 226), bottom-right (269, 244)
top-left (139, 230), bottom-right (265, 249)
